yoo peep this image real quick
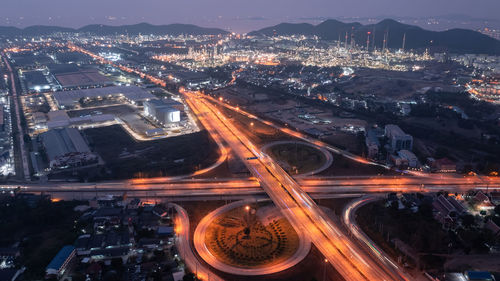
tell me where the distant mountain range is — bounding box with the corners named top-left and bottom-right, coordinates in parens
top-left (1, 19), bottom-right (498, 54)
top-left (248, 19), bottom-right (500, 54)
top-left (0, 23), bottom-right (229, 37)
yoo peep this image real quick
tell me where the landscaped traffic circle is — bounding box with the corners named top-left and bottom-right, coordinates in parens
top-left (194, 200), bottom-right (311, 275)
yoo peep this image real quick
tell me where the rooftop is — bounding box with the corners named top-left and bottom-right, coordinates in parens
top-left (52, 85), bottom-right (155, 107)
top-left (385, 124), bottom-right (410, 138)
top-left (46, 245), bottom-right (75, 271)
top-left (40, 127), bottom-right (91, 161)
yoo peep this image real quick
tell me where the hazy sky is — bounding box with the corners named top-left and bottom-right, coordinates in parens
top-left (1, 0), bottom-right (499, 32)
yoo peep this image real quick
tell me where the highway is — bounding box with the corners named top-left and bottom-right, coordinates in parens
top-left (183, 91), bottom-right (406, 281)
top-left (342, 196), bottom-right (423, 280)
top-left (3, 173), bottom-right (499, 194)
top-left (2, 54), bottom-right (30, 181)
top-left (61, 46), bottom-right (500, 280)
top-left (172, 203), bottom-right (224, 281)
top-left (8, 177), bottom-right (498, 197)
top-left (206, 95), bottom-right (500, 181)
top-left (205, 94), bottom-right (390, 170)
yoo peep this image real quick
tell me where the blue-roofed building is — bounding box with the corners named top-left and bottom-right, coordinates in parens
top-left (45, 245), bottom-right (75, 278)
top-left (157, 226), bottom-right (174, 237)
top-left (465, 271), bottom-right (496, 281)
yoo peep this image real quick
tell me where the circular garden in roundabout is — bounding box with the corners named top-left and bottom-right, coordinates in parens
top-left (194, 200), bottom-right (311, 275)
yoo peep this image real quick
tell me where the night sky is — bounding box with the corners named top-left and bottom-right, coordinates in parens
top-left (1, 0), bottom-right (499, 32)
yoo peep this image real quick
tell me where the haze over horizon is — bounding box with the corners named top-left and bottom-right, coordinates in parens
top-left (1, 0), bottom-right (500, 33)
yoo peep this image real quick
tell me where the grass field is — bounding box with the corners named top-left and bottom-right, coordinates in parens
top-left (82, 125), bottom-right (219, 179)
top-left (267, 143), bottom-right (326, 174)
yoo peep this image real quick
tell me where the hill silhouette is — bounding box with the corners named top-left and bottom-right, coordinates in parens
top-left (249, 19), bottom-right (500, 54)
top-left (0, 22), bottom-right (229, 37)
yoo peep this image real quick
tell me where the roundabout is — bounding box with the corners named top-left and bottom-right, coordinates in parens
top-left (194, 200), bottom-right (311, 275)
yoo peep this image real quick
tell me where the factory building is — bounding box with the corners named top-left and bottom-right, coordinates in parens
top-left (144, 99), bottom-right (181, 126)
top-left (52, 85), bottom-right (155, 109)
top-left (22, 70), bottom-right (52, 93)
top-left (40, 127), bottom-right (97, 169)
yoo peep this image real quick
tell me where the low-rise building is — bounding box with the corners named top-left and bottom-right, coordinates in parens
top-left (397, 150), bottom-right (419, 168)
top-left (432, 195), bottom-right (469, 229)
top-left (32, 112), bottom-right (48, 130)
top-left (0, 268), bottom-right (23, 281)
top-left (365, 129), bottom-right (382, 159)
top-left (434, 158), bottom-right (457, 173)
top-left (464, 271), bottom-right (496, 281)
top-left (385, 124), bottom-right (413, 152)
top-left (40, 127), bottom-right (97, 169)
top-left (45, 245), bottom-right (75, 278)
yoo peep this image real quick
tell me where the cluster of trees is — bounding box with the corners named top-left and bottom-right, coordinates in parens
top-left (0, 197), bottom-right (81, 279)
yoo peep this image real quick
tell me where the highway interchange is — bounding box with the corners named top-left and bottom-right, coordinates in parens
top-left (4, 46), bottom-right (500, 281)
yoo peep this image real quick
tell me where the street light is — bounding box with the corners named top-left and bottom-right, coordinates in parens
top-left (323, 259), bottom-right (328, 281)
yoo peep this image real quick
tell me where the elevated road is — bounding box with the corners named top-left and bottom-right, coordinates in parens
top-left (62, 46), bottom-right (499, 280)
top-left (342, 196), bottom-right (422, 280)
top-left (184, 91), bottom-right (406, 281)
top-left (5, 175), bottom-right (498, 195)
top-left (172, 203), bottom-right (224, 281)
top-left (205, 95), bottom-right (389, 170)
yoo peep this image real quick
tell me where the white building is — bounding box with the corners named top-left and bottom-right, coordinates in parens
top-left (385, 124), bottom-right (413, 152)
top-left (144, 99), bottom-right (181, 126)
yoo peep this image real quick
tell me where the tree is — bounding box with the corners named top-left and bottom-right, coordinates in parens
top-left (494, 205), bottom-right (500, 216)
top-left (434, 147), bottom-right (449, 159)
top-left (183, 272), bottom-right (199, 281)
top-left (461, 214), bottom-right (475, 228)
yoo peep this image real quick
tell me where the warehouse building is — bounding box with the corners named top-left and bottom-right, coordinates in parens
top-left (54, 69), bottom-right (113, 89)
top-left (40, 127), bottom-right (97, 169)
top-left (22, 70), bottom-right (52, 92)
top-left (52, 85), bottom-right (155, 109)
top-left (144, 99), bottom-right (181, 126)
